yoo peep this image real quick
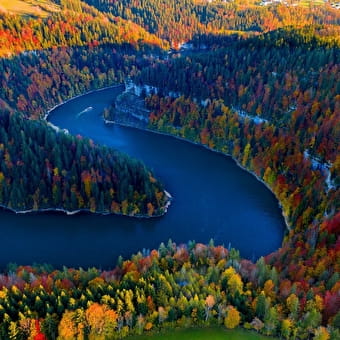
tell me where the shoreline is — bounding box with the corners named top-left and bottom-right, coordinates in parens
top-left (42, 83), bottom-right (288, 230)
top-left (0, 195), bottom-right (172, 218)
top-left (105, 118), bottom-right (291, 232)
top-left (0, 83), bottom-right (171, 219)
top-left (43, 83), bottom-right (125, 120)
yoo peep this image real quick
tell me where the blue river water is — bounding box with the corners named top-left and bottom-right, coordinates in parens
top-left (0, 86), bottom-right (286, 269)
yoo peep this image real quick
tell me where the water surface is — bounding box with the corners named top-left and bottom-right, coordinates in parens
top-left (0, 86), bottom-right (285, 268)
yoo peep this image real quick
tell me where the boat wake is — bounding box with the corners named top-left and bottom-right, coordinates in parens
top-left (77, 106), bottom-right (93, 118)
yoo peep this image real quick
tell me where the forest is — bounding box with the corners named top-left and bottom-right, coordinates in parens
top-left (0, 0), bottom-right (168, 57)
top-left (0, 239), bottom-right (339, 339)
top-left (129, 26), bottom-right (340, 338)
top-left (135, 28), bottom-right (339, 226)
top-left (0, 0), bottom-right (339, 339)
top-left (0, 1), bottom-right (171, 216)
top-left (83, 0), bottom-right (340, 47)
top-left (0, 110), bottom-right (167, 216)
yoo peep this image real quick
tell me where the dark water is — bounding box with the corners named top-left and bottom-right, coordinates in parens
top-left (0, 86), bottom-right (286, 269)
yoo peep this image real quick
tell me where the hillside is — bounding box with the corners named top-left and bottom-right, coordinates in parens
top-left (0, 0), bottom-right (60, 18)
top-left (0, 0), bottom-right (168, 57)
top-left (83, 0), bottom-right (340, 47)
top-left (0, 110), bottom-right (168, 216)
top-left (0, 0), bottom-right (339, 339)
top-left (0, 1), bottom-right (170, 216)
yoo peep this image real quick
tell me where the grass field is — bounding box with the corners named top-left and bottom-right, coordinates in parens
top-left (127, 327), bottom-right (276, 340)
top-left (299, 0), bottom-right (325, 7)
top-left (0, 0), bottom-right (60, 17)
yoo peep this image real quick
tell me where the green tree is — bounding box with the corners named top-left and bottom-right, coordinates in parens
top-left (264, 306), bottom-right (279, 336)
top-left (42, 314), bottom-right (59, 340)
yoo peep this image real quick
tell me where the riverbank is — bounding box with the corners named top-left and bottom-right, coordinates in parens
top-left (42, 82), bottom-right (288, 229)
top-left (43, 80), bottom-right (291, 231)
top-left (45, 83), bottom-right (285, 226)
top-left (43, 84), bottom-right (125, 134)
top-left (104, 83), bottom-right (291, 231)
top-left (0, 190), bottom-right (172, 218)
top-left (105, 118), bottom-right (291, 232)
top-left (1, 84), bottom-right (285, 266)
top-left (43, 83), bottom-right (125, 120)
top-left (0, 83), bottom-right (172, 219)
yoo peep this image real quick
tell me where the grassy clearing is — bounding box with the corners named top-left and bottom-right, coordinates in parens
top-left (126, 327), bottom-right (276, 340)
top-left (0, 0), bottom-right (60, 17)
top-left (299, 0), bottom-right (325, 7)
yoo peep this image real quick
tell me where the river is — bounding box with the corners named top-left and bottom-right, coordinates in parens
top-left (0, 86), bottom-right (285, 269)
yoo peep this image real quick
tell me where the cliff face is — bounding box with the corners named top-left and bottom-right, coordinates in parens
top-left (106, 89), bottom-right (151, 129)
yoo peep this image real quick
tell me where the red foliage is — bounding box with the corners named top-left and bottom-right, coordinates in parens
top-left (323, 291), bottom-right (340, 322)
top-left (324, 212), bottom-right (340, 234)
top-left (173, 247), bottom-right (189, 265)
top-left (34, 320), bottom-right (47, 340)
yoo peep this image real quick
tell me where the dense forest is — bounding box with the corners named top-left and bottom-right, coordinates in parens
top-left (0, 44), bottom-right (156, 118)
top-left (0, 110), bottom-right (167, 216)
top-left (0, 239), bottom-right (339, 339)
top-left (83, 0), bottom-right (340, 47)
top-left (112, 10), bottom-right (339, 340)
top-left (128, 27), bottom-right (340, 337)
top-left (0, 0), bottom-right (168, 57)
top-left (0, 1), bottom-right (169, 216)
top-left (0, 0), bottom-right (339, 339)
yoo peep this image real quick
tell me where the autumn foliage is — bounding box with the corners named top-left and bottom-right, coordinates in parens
top-left (0, 0), bottom-right (339, 339)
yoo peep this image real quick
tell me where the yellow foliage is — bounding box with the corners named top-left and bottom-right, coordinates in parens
top-left (314, 295), bottom-right (324, 312)
top-left (223, 267), bottom-right (236, 280)
top-left (0, 290), bottom-right (7, 299)
top-left (313, 326), bottom-right (330, 340)
top-left (124, 289), bottom-right (135, 313)
top-left (86, 303), bottom-right (106, 335)
top-left (224, 306), bottom-right (241, 329)
top-left (281, 319), bottom-right (293, 339)
top-left (100, 295), bottom-right (115, 306)
top-left (286, 293), bottom-right (299, 314)
top-left (264, 279), bottom-right (275, 298)
top-left (121, 200), bottom-right (129, 214)
top-left (27, 320), bottom-right (38, 340)
top-left (116, 298), bottom-right (124, 314)
top-left (177, 295), bottom-right (188, 312)
top-left (11, 285), bottom-right (20, 295)
top-left (314, 260), bottom-right (327, 277)
top-left (227, 273), bottom-right (243, 296)
top-left (217, 259), bottom-right (226, 269)
top-left (144, 322), bottom-right (153, 331)
top-left (242, 143), bottom-right (251, 166)
top-left (58, 311), bottom-right (78, 340)
top-left (88, 277), bottom-right (105, 288)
